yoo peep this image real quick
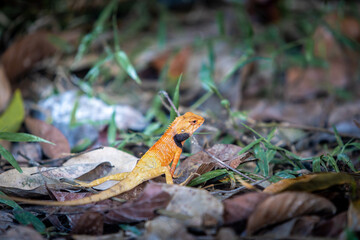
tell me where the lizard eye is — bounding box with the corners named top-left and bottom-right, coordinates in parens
top-left (191, 120), bottom-right (197, 124)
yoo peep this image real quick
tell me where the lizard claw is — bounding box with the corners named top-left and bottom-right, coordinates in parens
top-left (172, 169), bottom-right (185, 179)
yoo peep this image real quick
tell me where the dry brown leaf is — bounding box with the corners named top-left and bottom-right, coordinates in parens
top-left (104, 182), bottom-right (171, 223)
top-left (0, 65), bottom-right (11, 112)
top-left (325, 13), bottom-right (360, 43)
top-left (312, 212), bottom-right (347, 237)
top-left (25, 117), bottom-right (70, 159)
top-left (285, 62), bottom-right (348, 101)
top-left (1, 31), bottom-right (57, 81)
top-left (246, 192), bottom-right (336, 235)
top-left (223, 192), bottom-right (270, 224)
top-left (258, 215), bottom-right (320, 238)
top-left (263, 172), bottom-right (355, 193)
top-left (151, 47), bottom-right (191, 78)
top-left (71, 212), bottom-right (104, 235)
top-left (175, 144), bottom-right (249, 184)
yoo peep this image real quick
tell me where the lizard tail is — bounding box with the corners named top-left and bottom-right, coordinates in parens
top-left (4, 177), bottom-right (141, 206)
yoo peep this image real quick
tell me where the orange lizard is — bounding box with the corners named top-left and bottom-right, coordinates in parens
top-left (4, 112), bottom-right (204, 206)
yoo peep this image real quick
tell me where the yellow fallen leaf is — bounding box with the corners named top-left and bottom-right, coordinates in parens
top-left (0, 89), bottom-right (25, 133)
top-left (264, 172), bottom-right (356, 193)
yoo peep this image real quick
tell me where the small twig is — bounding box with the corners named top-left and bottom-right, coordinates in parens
top-left (17, 151), bottom-right (40, 166)
top-left (158, 90), bottom-right (180, 117)
top-left (202, 149), bottom-right (256, 182)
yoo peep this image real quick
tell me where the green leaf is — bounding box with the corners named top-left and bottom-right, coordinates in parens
top-left (114, 51), bottom-right (141, 84)
top-left (199, 62), bottom-right (215, 91)
top-left (188, 169), bottom-right (228, 187)
top-left (0, 89), bottom-right (25, 133)
top-left (332, 125), bottom-right (344, 147)
top-left (275, 170), bottom-right (296, 179)
top-left (312, 157), bottom-right (321, 172)
top-left (119, 224), bottom-right (142, 236)
top-left (0, 132), bottom-right (53, 145)
top-left (143, 122), bottom-right (162, 136)
top-left (338, 153), bottom-right (356, 172)
top-left (238, 138), bottom-right (262, 155)
top-left (266, 128), bottom-right (277, 141)
top-left (0, 191), bottom-right (21, 209)
top-left (13, 208), bottom-right (46, 233)
top-left (112, 16), bottom-right (141, 85)
top-left (0, 144), bottom-right (22, 173)
top-left (349, 142), bottom-right (360, 149)
top-left (169, 75), bottom-right (182, 122)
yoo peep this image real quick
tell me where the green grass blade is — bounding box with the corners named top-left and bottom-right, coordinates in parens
top-left (114, 50), bottom-right (141, 84)
top-left (188, 169), bottom-right (228, 187)
top-left (0, 191), bottom-right (21, 209)
top-left (338, 153), bottom-right (356, 172)
top-left (332, 125), bottom-right (344, 147)
top-left (312, 157), bottom-right (321, 172)
top-left (74, 0), bottom-right (118, 62)
top-left (0, 144), bottom-right (22, 173)
top-left (13, 208), bottom-right (46, 233)
top-left (0, 132), bottom-right (53, 145)
top-left (238, 138), bottom-right (262, 155)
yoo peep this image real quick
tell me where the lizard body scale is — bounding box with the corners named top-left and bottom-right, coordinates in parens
top-left (5, 112), bottom-right (204, 206)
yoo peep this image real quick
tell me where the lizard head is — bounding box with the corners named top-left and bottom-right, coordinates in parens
top-left (174, 112), bottom-right (204, 136)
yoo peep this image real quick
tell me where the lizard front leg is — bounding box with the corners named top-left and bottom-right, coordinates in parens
top-left (170, 148), bottom-right (182, 177)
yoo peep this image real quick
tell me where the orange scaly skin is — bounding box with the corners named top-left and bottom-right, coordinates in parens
top-left (5, 112), bottom-right (204, 206)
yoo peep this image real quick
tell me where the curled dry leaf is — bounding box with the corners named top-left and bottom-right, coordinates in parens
top-left (264, 172), bottom-right (355, 193)
top-left (25, 117), bottom-right (70, 159)
top-left (223, 192), bottom-right (270, 224)
top-left (246, 192), bottom-right (336, 235)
